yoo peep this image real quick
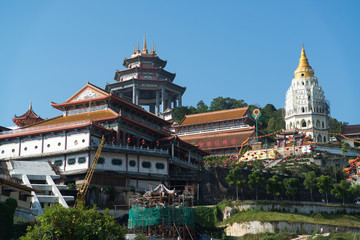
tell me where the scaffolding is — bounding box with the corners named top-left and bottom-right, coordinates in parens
top-left (128, 184), bottom-right (195, 239)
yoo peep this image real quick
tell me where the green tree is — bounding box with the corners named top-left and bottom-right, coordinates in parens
top-left (20, 203), bottom-right (126, 240)
top-left (303, 171), bottom-right (317, 202)
top-left (341, 142), bottom-right (349, 158)
top-left (209, 96), bottom-right (247, 111)
top-left (266, 175), bottom-right (282, 200)
top-left (248, 170), bottom-right (264, 200)
top-left (328, 117), bottom-right (348, 133)
top-left (196, 100), bottom-right (208, 113)
top-left (283, 178), bottom-right (300, 201)
top-left (0, 198), bottom-right (18, 240)
top-left (331, 180), bottom-right (351, 205)
top-left (350, 184), bottom-right (360, 200)
top-left (317, 175), bottom-right (333, 204)
top-left (172, 106), bottom-right (197, 122)
top-left (226, 166), bottom-right (246, 201)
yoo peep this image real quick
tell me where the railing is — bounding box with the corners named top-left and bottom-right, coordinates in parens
top-left (0, 120), bottom-right (91, 136)
top-left (102, 143), bottom-right (168, 155)
top-left (177, 124), bottom-right (251, 136)
top-left (171, 157), bottom-right (198, 168)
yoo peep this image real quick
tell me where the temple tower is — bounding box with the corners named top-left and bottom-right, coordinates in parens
top-left (284, 46), bottom-right (330, 142)
top-left (106, 36), bottom-right (186, 117)
top-left (13, 101), bottom-right (44, 127)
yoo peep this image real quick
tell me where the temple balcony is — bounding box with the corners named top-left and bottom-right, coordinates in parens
top-left (177, 124), bottom-right (251, 136)
top-left (99, 143), bottom-right (168, 157)
top-left (170, 156), bottom-right (198, 170)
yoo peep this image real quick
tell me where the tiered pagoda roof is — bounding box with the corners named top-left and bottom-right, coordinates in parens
top-left (13, 102), bottom-right (44, 127)
top-left (113, 35), bottom-right (176, 82)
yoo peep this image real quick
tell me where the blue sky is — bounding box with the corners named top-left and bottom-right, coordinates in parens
top-left (0, 1), bottom-right (359, 127)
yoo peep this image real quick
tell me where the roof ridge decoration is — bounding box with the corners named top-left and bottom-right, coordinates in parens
top-left (64, 82), bottom-right (110, 103)
top-left (186, 107), bottom-right (249, 118)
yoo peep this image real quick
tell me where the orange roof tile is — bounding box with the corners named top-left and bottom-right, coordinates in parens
top-left (33, 109), bottom-right (119, 127)
top-left (179, 107), bottom-right (250, 126)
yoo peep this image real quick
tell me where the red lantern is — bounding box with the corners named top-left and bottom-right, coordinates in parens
top-left (277, 154), bottom-right (280, 157)
top-left (242, 155), bottom-right (244, 157)
top-left (260, 153), bottom-right (263, 155)
top-left (313, 146), bottom-right (316, 149)
top-left (280, 160), bottom-right (283, 163)
top-left (290, 153), bottom-right (293, 155)
top-left (294, 158), bottom-right (297, 162)
top-left (248, 160), bottom-right (251, 162)
top-left (142, 139), bottom-right (146, 145)
top-left (265, 161), bottom-right (268, 164)
top-left (285, 156), bottom-right (288, 159)
top-left (309, 147), bottom-right (312, 150)
top-left (255, 157), bottom-right (257, 159)
top-left (295, 149), bottom-right (298, 151)
top-left (271, 158), bottom-right (274, 161)
top-left (265, 151), bottom-right (267, 153)
top-left (299, 155), bottom-right (302, 158)
top-left (127, 137), bottom-right (131, 143)
top-left (286, 148), bottom-right (289, 150)
top-left (156, 141), bottom-right (160, 146)
top-left (304, 152), bottom-right (307, 155)
top-left (245, 158), bottom-right (248, 160)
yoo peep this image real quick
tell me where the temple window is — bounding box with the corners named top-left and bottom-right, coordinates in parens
top-left (112, 159), bottom-right (122, 165)
top-left (68, 158), bottom-right (76, 165)
top-left (156, 163), bottom-right (165, 169)
top-left (301, 120), bottom-right (306, 128)
top-left (142, 161), bottom-right (151, 168)
top-left (54, 160), bottom-right (63, 166)
top-left (78, 157), bottom-right (86, 164)
top-left (301, 73), bottom-right (304, 77)
top-left (98, 157), bottom-right (105, 164)
top-left (129, 160), bottom-right (136, 167)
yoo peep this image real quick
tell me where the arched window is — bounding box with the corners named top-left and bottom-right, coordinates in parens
top-left (323, 136), bottom-right (327, 142)
top-left (290, 122), bottom-right (293, 129)
top-left (307, 120), bottom-right (311, 127)
top-left (316, 120), bottom-right (320, 128)
top-left (317, 135), bottom-right (322, 142)
top-left (302, 107), bottom-right (305, 113)
top-left (302, 81), bottom-right (304, 85)
top-left (322, 121), bottom-right (325, 129)
top-left (301, 120), bottom-right (306, 128)
top-left (296, 121), bottom-right (300, 128)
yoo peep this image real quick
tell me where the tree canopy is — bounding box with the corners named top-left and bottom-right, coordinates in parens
top-left (248, 170), bottom-right (265, 200)
top-left (20, 203), bottom-right (126, 240)
top-left (226, 166), bottom-right (246, 201)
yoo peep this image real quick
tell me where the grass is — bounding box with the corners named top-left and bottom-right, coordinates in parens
top-left (222, 210), bottom-right (360, 228)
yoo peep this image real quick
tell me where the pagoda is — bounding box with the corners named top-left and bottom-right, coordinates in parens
top-left (105, 35), bottom-right (186, 117)
top-left (13, 101), bottom-right (44, 127)
top-left (284, 45), bottom-right (330, 142)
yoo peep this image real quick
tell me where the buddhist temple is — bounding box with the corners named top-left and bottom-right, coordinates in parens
top-left (0, 82), bottom-right (206, 214)
top-left (284, 45), bottom-right (330, 142)
top-left (13, 101), bottom-right (44, 127)
top-left (105, 35), bottom-right (186, 117)
top-left (174, 107), bottom-right (265, 155)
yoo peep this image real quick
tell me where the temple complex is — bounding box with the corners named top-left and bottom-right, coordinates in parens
top-left (106, 36), bottom-right (186, 118)
top-left (0, 82), bottom-right (206, 213)
top-left (285, 46), bottom-right (330, 142)
top-left (13, 101), bottom-right (44, 127)
top-left (174, 107), bottom-right (259, 155)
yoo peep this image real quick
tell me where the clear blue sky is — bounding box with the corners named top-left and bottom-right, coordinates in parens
top-left (1, 1), bottom-right (359, 128)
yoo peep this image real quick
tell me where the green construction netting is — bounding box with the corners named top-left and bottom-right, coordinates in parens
top-left (128, 206), bottom-right (194, 228)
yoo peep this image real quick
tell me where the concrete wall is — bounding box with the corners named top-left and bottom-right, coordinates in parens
top-left (233, 202), bottom-right (360, 215)
top-left (225, 221), bottom-right (360, 237)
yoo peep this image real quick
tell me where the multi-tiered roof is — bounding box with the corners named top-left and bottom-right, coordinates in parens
top-left (13, 102), bottom-right (44, 127)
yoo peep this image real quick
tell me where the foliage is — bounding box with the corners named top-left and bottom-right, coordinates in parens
top-left (67, 183), bottom-right (76, 190)
top-left (226, 166), bottom-right (246, 200)
top-left (317, 175), bottom-right (333, 204)
top-left (331, 180), bottom-right (351, 205)
top-left (304, 171), bottom-right (317, 201)
top-left (194, 206), bottom-right (219, 228)
top-left (0, 198), bottom-right (18, 240)
top-left (172, 106), bottom-right (197, 122)
top-left (20, 203), bottom-right (126, 240)
top-left (216, 199), bottom-right (234, 212)
top-left (223, 210), bottom-right (360, 228)
top-left (248, 170), bottom-right (265, 200)
top-left (341, 142), bottom-right (349, 157)
top-left (283, 178), bottom-right (300, 201)
top-left (209, 96), bottom-right (247, 111)
top-left (242, 232), bottom-right (297, 240)
top-left (328, 117), bottom-right (348, 133)
top-left (350, 184), bottom-right (360, 199)
top-left (266, 175), bottom-right (282, 200)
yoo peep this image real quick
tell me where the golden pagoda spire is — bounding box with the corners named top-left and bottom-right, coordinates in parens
top-left (151, 43), bottom-right (156, 55)
top-left (294, 44), bottom-right (314, 78)
top-left (29, 100), bottom-right (32, 110)
top-left (133, 44), bottom-right (136, 54)
top-left (136, 42), bottom-right (140, 54)
top-left (142, 34), bottom-right (148, 54)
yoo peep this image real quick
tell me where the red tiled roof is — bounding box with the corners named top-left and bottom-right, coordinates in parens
top-left (179, 107), bottom-right (250, 126)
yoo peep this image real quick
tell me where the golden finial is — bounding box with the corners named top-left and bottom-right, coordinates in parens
top-left (136, 42), bottom-right (140, 54)
top-left (133, 44), bottom-right (136, 54)
top-left (29, 100), bottom-right (32, 110)
top-left (142, 34), bottom-right (148, 54)
top-left (151, 43), bottom-right (156, 55)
